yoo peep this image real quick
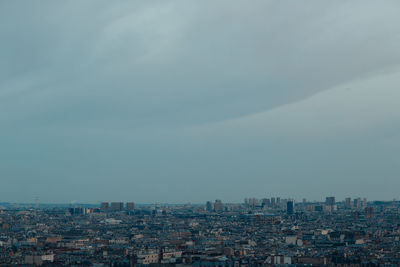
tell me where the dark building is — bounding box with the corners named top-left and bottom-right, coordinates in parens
top-left (271, 197), bottom-right (276, 208)
top-left (326, 197), bottom-right (335, 206)
top-left (262, 198), bottom-right (271, 208)
top-left (206, 201), bottom-right (213, 212)
top-left (214, 199), bottom-right (224, 212)
top-left (111, 202), bottom-right (124, 211)
top-left (287, 200), bottom-right (294, 215)
top-left (365, 206), bottom-right (374, 218)
top-left (100, 202), bottom-right (109, 211)
top-left (315, 205), bottom-right (323, 212)
top-left (126, 202), bottom-right (135, 210)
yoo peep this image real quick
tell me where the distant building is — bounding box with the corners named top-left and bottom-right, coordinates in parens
top-left (247, 198), bottom-right (258, 209)
top-left (362, 197), bottom-right (368, 208)
top-left (365, 206), bottom-right (374, 218)
top-left (345, 197), bottom-right (352, 209)
top-left (25, 254), bottom-right (54, 265)
top-left (214, 199), bottom-right (224, 212)
top-left (100, 202), bottom-right (109, 211)
top-left (126, 202), bottom-right (135, 210)
top-left (266, 255), bottom-right (292, 265)
top-left (287, 200), bottom-right (294, 215)
top-left (353, 211), bottom-right (359, 221)
top-left (354, 198), bottom-right (361, 209)
top-left (326, 197), bottom-right (335, 206)
top-left (314, 205), bottom-right (323, 212)
top-left (206, 201), bottom-right (213, 212)
top-left (111, 202), bottom-right (124, 211)
top-left (137, 252), bottom-right (159, 265)
top-left (262, 198), bottom-right (271, 208)
top-left (68, 207), bottom-right (89, 215)
top-left (271, 197), bottom-right (276, 208)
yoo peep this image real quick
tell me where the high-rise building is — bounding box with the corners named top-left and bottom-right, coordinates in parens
top-left (271, 197), bottom-right (276, 208)
top-left (345, 197), bottom-right (352, 209)
top-left (365, 206), bottom-right (374, 218)
top-left (126, 202), bottom-right (135, 210)
top-left (354, 198), bottom-right (361, 209)
top-left (100, 202), bottom-right (109, 211)
top-left (362, 198), bottom-right (368, 208)
top-left (353, 211), bottom-right (359, 221)
top-left (262, 198), bottom-right (271, 208)
top-left (247, 198), bottom-right (258, 209)
top-left (111, 202), bottom-right (124, 211)
top-left (214, 199), bottom-right (224, 212)
top-left (325, 197), bottom-right (335, 206)
top-left (69, 207), bottom-right (89, 215)
top-left (206, 201), bottom-right (213, 212)
top-left (287, 200), bottom-right (294, 215)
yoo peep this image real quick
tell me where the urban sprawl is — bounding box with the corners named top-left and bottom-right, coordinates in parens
top-left (0, 197), bottom-right (399, 266)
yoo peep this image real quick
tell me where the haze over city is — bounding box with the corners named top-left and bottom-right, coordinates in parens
top-left (1, 1), bottom-right (400, 203)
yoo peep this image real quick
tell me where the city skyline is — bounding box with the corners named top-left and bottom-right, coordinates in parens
top-left (1, 1), bottom-right (399, 265)
top-left (1, 194), bottom-right (399, 265)
top-left (1, 195), bottom-right (399, 206)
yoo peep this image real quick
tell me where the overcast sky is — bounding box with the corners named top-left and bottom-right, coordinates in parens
top-left (1, 1), bottom-right (400, 203)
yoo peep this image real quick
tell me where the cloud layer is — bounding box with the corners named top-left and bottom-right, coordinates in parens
top-left (1, 1), bottom-right (400, 203)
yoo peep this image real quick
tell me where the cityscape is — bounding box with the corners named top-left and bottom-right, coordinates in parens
top-left (2, 1), bottom-right (400, 266)
top-left (0, 196), bottom-right (399, 266)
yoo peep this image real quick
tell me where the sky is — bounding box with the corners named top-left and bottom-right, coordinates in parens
top-left (1, 1), bottom-right (400, 204)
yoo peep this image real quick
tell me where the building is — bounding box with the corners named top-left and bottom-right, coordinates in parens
top-left (206, 201), bottom-right (213, 212)
top-left (365, 206), bottom-right (374, 218)
top-left (126, 202), bottom-right (135, 210)
top-left (25, 254), bottom-right (54, 265)
top-left (100, 202), bottom-right (109, 211)
top-left (262, 198), bottom-right (271, 208)
top-left (69, 207), bottom-right (89, 215)
top-left (271, 197), bottom-right (276, 208)
top-left (111, 202), bottom-right (124, 211)
top-left (362, 198), bottom-right (368, 208)
top-left (314, 205), bottom-right (323, 212)
top-left (287, 200), bottom-right (294, 215)
top-left (246, 198), bottom-right (258, 209)
top-left (137, 252), bottom-right (159, 265)
top-left (354, 198), bottom-right (361, 209)
top-left (214, 199), bottom-right (224, 212)
top-left (326, 197), bottom-right (335, 206)
top-left (345, 198), bottom-right (352, 209)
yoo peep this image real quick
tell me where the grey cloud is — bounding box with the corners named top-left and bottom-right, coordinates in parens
top-left (2, 1), bottom-right (400, 127)
top-left (0, 1), bottom-right (400, 202)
